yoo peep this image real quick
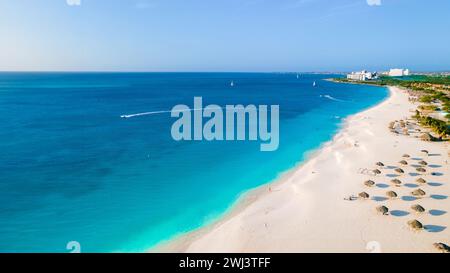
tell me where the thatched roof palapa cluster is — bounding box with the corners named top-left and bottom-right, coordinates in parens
top-left (433, 243), bottom-right (450, 253)
top-left (359, 192), bottom-right (370, 199)
top-left (364, 180), bottom-right (375, 187)
top-left (412, 189), bottom-right (426, 197)
top-left (353, 148), bottom-right (448, 251)
top-left (420, 133), bottom-right (434, 141)
top-left (419, 160), bottom-right (428, 166)
top-left (416, 167), bottom-right (427, 173)
top-left (390, 179), bottom-right (402, 186)
top-left (376, 206), bottom-right (389, 215)
top-left (416, 178), bottom-right (426, 184)
top-left (411, 204), bottom-right (426, 213)
top-left (386, 191), bottom-right (398, 198)
top-left (408, 219), bottom-right (423, 230)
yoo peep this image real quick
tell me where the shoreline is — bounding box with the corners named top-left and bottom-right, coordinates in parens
top-left (154, 86), bottom-right (449, 253)
top-left (152, 84), bottom-right (394, 253)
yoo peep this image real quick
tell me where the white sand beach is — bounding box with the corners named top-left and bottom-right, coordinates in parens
top-left (157, 86), bottom-right (449, 253)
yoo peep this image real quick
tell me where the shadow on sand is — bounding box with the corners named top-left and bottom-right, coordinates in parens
top-left (424, 225), bottom-right (447, 233)
top-left (386, 174), bottom-right (400, 178)
top-left (430, 194), bottom-right (448, 200)
top-left (428, 182), bottom-right (443, 187)
top-left (372, 196), bottom-right (388, 202)
top-left (391, 210), bottom-right (409, 217)
top-left (429, 210), bottom-right (447, 216)
top-left (401, 196), bottom-right (417, 201)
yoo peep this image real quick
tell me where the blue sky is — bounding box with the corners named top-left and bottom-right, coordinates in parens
top-left (0, 0), bottom-right (449, 72)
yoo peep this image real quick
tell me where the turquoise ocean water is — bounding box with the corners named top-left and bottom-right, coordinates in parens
top-left (0, 73), bottom-right (388, 252)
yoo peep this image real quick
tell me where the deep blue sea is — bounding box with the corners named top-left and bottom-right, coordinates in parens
top-left (0, 73), bottom-right (388, 252)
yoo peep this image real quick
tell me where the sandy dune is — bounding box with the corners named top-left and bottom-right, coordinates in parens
top-left (158, 86), bottom-right (449, 253)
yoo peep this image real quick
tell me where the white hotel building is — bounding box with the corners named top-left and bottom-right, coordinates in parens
top-left (388, 68), bottom-right (410, 77)
top-left (346, 70), bottom-right (378, 81)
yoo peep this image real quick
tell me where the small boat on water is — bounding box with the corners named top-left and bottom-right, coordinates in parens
top-left (230, 81), bottom-right (234, 87)
top-left (313, 81), bottom-right (317, 87)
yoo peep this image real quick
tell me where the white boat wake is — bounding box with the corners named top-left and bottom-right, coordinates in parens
top-left (120, 107), bottom-right (222, 119)
top-left (320, 94), bottom-right (346, 102)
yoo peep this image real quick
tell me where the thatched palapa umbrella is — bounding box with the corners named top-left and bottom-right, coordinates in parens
top-left (390, 179), bottom-right (402, 186)
top-left (416, 178), bottom-right (427, 184)
top-left (364, 180), bottom-right (375, 187)
top-left (433, 243), bottom-right (450, 253)
top-left (411, 204), bottom-right (426, 213)
top-left (421, 149), bottom-right (429, 154)
top-left (408, 219), bottom-right (423, 230)
top-left (395, 168), bottom-right (405, 174)
top-left (399, 160), bottom-right (408, 165)
top-left (375, 162), bottom-right (385, 167)
top-left (377, 206), bottom-right (389, 215)
top-left (402, 154), bottom-right (410, 158)
top-left (386, 191), bottom-right (398, 198)
top-left (358, 192), bottom-right (370, 199)
top-left (420, 133), bottom-right (433, 142)
top-left (412, 189), bottom-right (426, 197)
top-left (373, 169), bottom-right (382, 175)
top-left (416, 167), bottom-right (427, 173)
top-left (419, 160), bottom-right (428, 166)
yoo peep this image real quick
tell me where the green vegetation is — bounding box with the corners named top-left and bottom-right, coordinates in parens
top-left (419, 95), bottom-right (434, 103)
top-left (335, 75), bottom-right (450, 140)
top-left (418, 104), bottom-right (439, 111)
top-left (415, 114), bottom-right (450, 138)
top-left (334, 75), bottom-right (450, 90)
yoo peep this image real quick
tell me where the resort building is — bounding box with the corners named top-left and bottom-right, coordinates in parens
top-left (389, 68), bottom-right (410, 77)
top-left (346, 70), bottom-right (378, 81)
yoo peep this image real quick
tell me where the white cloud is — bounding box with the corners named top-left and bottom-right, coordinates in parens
top-left (66, 0), bottom-right (81, 6)
top-left (366, 0), bottom-right (381, 6)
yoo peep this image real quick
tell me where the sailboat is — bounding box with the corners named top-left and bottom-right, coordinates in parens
top-left (313, 81), bottom-right (317, 87)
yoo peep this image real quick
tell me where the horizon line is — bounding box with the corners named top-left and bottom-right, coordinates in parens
top-left (0, 70), bottom-right (348, 74)
top-left (0, 70), bottom-right (449, 74)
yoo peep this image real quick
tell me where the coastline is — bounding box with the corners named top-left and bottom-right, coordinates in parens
top-left (154, 86), bottom-right (449, 253)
